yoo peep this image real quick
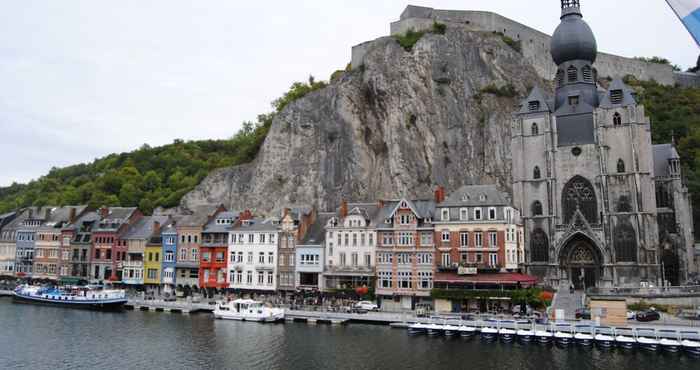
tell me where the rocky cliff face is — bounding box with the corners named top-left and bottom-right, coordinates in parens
top-left (181, 28), bottom-right (549, 214)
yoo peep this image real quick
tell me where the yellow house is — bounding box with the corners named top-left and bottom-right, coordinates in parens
top-left (143, 241), bottom-right (163, 292)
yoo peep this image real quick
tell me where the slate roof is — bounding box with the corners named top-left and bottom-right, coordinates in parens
top-left (122, 215), bottom-right (170, 240)
top-left (179, 204), bottom-right (223, 227)
top-left (231, 217), bottom-right (279, 232)
top-left (93, 207), bottom-right (139, 232)
top-left (440, 185), bottom-right (510, 207)
top-left (298, 212), bottom-right (335, 246)
top-left (203, 211), bottom-right (240, 233)
top-left (518, 87), bottom-right (552, 114)
top-left (653, 143), bottom-right (680, 178)
top-left (373, 199), bottom-right (436, 228)
top-left (598, 78), bottom-right (638, 108)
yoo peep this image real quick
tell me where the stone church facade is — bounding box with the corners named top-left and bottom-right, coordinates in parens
top-left (511, 0), bottom-right (694, 289)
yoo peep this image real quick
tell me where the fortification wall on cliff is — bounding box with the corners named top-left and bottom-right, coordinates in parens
top-left (352, 5), bottom-right (687, 86)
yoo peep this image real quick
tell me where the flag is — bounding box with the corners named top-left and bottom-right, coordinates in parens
top-left (667, 0), bottom-right (700, 46)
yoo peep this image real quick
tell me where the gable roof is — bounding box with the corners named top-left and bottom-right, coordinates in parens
top-left (122, 215), bottom-right (170, 240)
top-left (653, 143), bottom-right (680, 178)
top-left (298, 212), bottom-right (335, 246)
top-left (518, 87), bottom-right (552, 114)
top-left (599, 78), bottom-right (638, 108)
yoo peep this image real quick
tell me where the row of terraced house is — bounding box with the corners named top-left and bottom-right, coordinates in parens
top-left (0, 185), bottom-right (535, 310)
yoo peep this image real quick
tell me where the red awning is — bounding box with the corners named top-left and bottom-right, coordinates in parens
top-left (434, 272), bottom-right (539, 286)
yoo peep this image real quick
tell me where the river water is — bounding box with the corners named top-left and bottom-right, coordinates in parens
top-left (0, 299), bottom-right (693, 370)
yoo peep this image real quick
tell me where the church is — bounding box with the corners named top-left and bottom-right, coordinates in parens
top-left (511, 0), bottom-right (694, 289)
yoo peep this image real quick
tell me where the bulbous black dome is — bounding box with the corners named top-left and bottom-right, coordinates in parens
top-left (550, 14), bottom-right (597, 65)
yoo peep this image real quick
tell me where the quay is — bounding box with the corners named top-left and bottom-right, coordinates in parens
top-left (0, 290), bottom-right (13, 297)
top-left (124, 299), bottom-right (214, 314)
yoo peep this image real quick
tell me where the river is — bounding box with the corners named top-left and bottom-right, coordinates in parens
top-left (0, 299), bottom-right (694, 370)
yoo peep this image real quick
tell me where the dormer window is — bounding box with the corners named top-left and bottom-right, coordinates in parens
top-left (459, 208), bottom-right (468, 221)
top-left (567, 66), bottom-right (578, 82)
top-left (400, 200), bottom-right (408, 208)
top-left (568, 95), bottom-right (579, 106)
top-left (441, 209), bottom-right (449, 221)
top-left (479, 194), bottom-right (487, 202)
top-left (528, 101), bottom-right (540, 112)
top-left (610, 89), bottom-right (623, 105)
top-left (613, 112), bottom-right (622, 126)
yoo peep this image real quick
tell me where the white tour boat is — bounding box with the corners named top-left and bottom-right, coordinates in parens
top-left (213, 299), bottom-right (284, 322)
top-left (680, 331), bottom-right (700, 356)
top-left (658, 330), bottom-right (681, 353)
top-left (13, 284), bottom-right (127, 310)
top-left (442, 321), bottom-right (460, 337)
top-left (480, 320), bottom-right (499, 341)
top-left (498, 321), bottom-right (517, 342)
top-left (635, 328), bottom-right (660, 352)
top-left (426, 323), bottom-right (444, 336)
top-left (574, 325), bottom-right (594, 346)
top-left (593, 327), bottom-right (615, 348)
top-left (535, 326), bottom-right (554, 344)
top-left (516, 321), bottom-right (535, 343)
top-left (458, 324), bottom-right (477, 338)
top-left (614, 327), bottom-right (637, 350)
top-left (408, 322), bottom-right (428, 335)
top-left (554, 324), bottom-right (574, 346)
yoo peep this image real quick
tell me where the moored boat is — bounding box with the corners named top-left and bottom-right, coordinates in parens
top-left (458, 324), bottom-right (477, 338)
top-left (593, 327), bottom-right (615, 348)
top-left (534, 326), bottom-right (554, 344)
top-left (614, 327), bottom-right (637, 350)
top-left (658, 330), bottom-right (681, 353)
top-left (408, 322), bottom-right (428, 335)
top-left (498, 321), bottom-right (517, 342)
top-left (426, 323), bottom-right (444, 336)
top-left (213, 299), bottom-right (284, 322)
top-left (516, 321), bottom-right (535, 343)
top-left (574, 325), bottom-right (594, 347)
top-left (554, 324), bottom-right (574, 346)
top-left (442, 321), bottom-right (460, 337)
top-left (680, 331), bottom-right (700, 356)
top-left (480, 320), bottom-right (498, 341)
top-left (12, 284), bottom-right (127, 310)
top-left (635, 328), bottom-right (660, 352)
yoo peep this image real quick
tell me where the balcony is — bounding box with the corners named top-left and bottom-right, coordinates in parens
top-left (325, 265), bottom-right (374, 276)
top-left (254, 264), bottom-right (275, 271)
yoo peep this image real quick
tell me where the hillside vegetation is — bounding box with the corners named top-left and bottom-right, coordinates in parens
top-left (0, 77), bottom-right (326, 215)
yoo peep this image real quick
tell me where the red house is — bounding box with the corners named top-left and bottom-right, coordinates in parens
top-left (199, 210), bottom-right (240, 292)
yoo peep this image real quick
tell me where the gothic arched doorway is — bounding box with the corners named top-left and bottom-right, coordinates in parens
top-left (560, 234), bottom-right (602, 290)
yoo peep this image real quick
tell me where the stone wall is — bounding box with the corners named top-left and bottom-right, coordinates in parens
top-left (355, 5), bottom-right (684, 86)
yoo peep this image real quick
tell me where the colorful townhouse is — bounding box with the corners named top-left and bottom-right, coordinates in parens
top-left (144, 218), bottom-right (168, 293)
top-left (15, 207), bottom-right (52, 278)
top-left (0, 211), bottom-right (21, 277)
top-left (200, 211), bottom-right (242, 293)
top-left (374, 199), bottom-right (437, 311)
top-left (34, 206), bottom-right (87, 281)
top-left (62, 211), bottom-right (101, 283)
top-left (277, 208), bottom-right (314, 292)
top-left (161, 222), bottom-right (178, 295)
top-left (323, 202), bottom-right (379, 292)
top-left (295, 212), bottom-right (334, 290)
top-left (228, 217), bottom-right (280, 293)
top-left (176, 205), bottom-right (225, 291)
top-left (122, 216), bottom-right (168, 287)
top-left (89, 207), bottom-right (141, 283)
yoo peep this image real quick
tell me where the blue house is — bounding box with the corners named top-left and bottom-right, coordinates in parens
top-left (161, 222), bottom-right (178, 295)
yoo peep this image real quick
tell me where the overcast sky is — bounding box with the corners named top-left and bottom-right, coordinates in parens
top-left (0, 0), bottom-right (697, 187)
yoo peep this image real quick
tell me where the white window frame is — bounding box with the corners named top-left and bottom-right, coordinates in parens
top-left (474, 208), bottom-right (482, 221)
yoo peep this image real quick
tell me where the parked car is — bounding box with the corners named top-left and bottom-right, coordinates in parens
top-left (575, 308), bottom-right (591, 320)
top-left (354, 301), bottom-right (379, 311)
top-left (626, 311), bottom-right (636, 320)
top-left (635, 309), bottom-right (661, 322)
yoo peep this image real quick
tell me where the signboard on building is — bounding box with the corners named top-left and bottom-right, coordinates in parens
top-left (458, 267), bottom-right (477, 275)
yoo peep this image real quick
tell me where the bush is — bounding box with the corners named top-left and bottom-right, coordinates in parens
top-left (432, 21), bottom-right (447, 35)
top-left (494, 31), bottom-right (521, 53)
top-left (628, 300), bottom-right (670, 313)
top-left (394, 29), bottom-right (426, 52)
top-left (480, 83), bottom-right (518, 98)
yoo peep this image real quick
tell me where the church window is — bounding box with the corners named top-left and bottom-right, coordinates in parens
top-left (530, 229), bottom-right (549, 262)
top-left (581, 65), bottom-right (593, 82)
top-left (613, 112), bottom-right (622, 126)
top-left (556, 70), bottom-right (565, 87)
top-left (528, 101), bottom-right (541, 112)
top-left (568, 95), bottom-right (579, 106)
top-left (531, 123), bottom-right (539, 136)
top-left (614, 222), bottom-right (637, 262)
top-left (567, 66), bottom-right (578, 82)
top-left (562, 176), bottom-right (597, 224)
top-left (617, 159), bottom-right (626, 174)
top-left (571, 147), bottom-right (582, 156)
top-left (532, 201), bottom-right (543, 216)
top-left (533, 166), bottom-right (541, 180)
top-left (610, 90), bottom-right (623, 105)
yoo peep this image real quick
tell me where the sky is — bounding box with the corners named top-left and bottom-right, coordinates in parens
top-left (0, 0), bottom-right (697, 187)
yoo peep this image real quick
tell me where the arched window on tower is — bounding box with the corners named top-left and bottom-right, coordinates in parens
top-left (581, 65), bottom-right (593, 82)
top-left (562, 175), bottom-right (598, 224)
top-left (617, 159), bottom-right (626, 174)
top-left (616, 196), bottom-right (632, 213)
top-left (556, 70), bottom-right (565, 87)
top-left (530, 229), bottom-right (549, 262)
top-left (613, 112), bottom-right (622, 126)
top-left (531, 123), bottom-right (539, 136)
top-left (567, 66), bottom-right (578, 82)
top-left (533, 166), bottom-right (541, 180)
top-left (532, 201), bottom-right (543, 216)
top-left (614, 222), bottom-right (637, 262)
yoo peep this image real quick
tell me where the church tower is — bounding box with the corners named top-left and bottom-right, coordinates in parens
top-left (511, 0), bottom-right (662, 289)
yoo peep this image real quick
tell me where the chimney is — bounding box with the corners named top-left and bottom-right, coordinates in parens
top-left (99, 207), bottom-right (109, 219)
top-left (339, 200), bottom-right (348, 218)
top-left (435, 186), bottom-right (446, 204)
top-left (239, 210), bottom-right (253, 221)
top-left (69, 208), bottom-right (77, 224)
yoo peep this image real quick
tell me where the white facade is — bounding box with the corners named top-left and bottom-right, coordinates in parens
top-left (228, 219), bottom-right (279, 292)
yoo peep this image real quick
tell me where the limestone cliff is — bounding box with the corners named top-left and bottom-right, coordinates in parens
top-left (181, 27), bottom-right (549, 214)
